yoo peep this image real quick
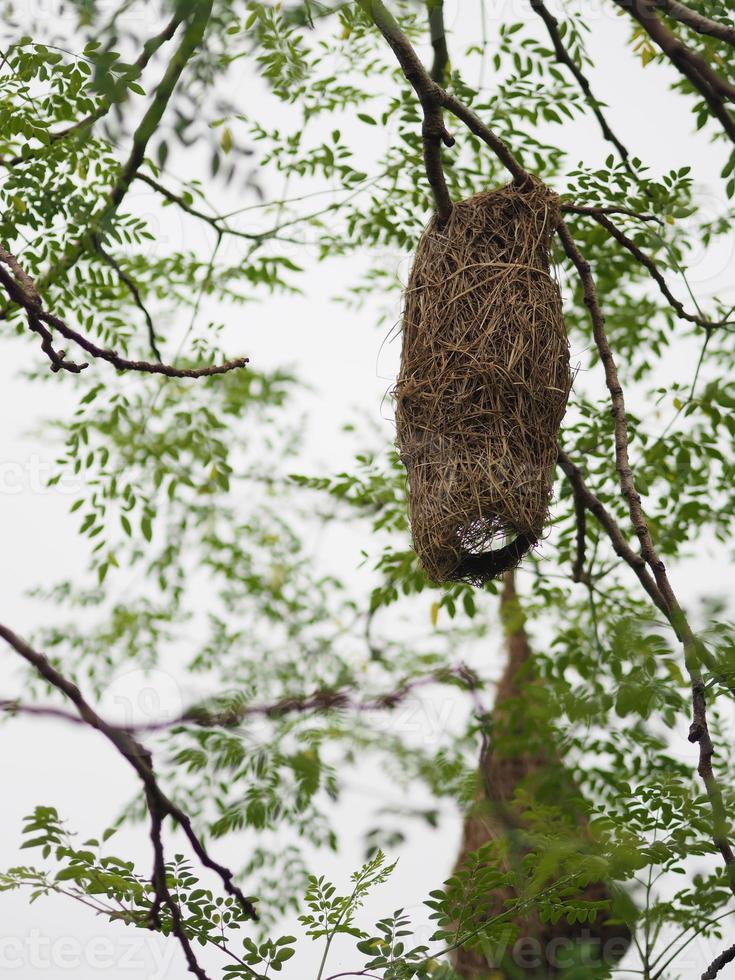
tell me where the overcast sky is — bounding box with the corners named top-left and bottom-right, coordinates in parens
top-left (1, 2), bottom-right (734, 977)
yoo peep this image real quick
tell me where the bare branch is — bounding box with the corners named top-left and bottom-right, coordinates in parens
top-left (427, 0), bottom-right (449, 85)
top-left (529, 0), bottom-right (633, 165)
top-left (702, 940), bottom-right (735, 979)
top-left (136, 172), bottom-right (273, 241)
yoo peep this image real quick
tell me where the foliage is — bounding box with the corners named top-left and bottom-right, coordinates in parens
top-left (1, 1), bottom-right (735, 978)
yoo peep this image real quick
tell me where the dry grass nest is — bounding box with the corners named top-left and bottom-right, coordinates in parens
top-left (394, 179), bottom-right (572, 585)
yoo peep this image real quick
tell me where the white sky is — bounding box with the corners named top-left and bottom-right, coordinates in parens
top-left (1, 1), bottom-right (734, 977)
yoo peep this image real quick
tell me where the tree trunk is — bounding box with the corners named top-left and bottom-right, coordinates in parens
top-left (450, 571), bottom-right (631, 978)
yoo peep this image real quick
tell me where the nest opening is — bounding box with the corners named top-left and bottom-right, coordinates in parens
top-left (395, 179), bottom-right (572, 585)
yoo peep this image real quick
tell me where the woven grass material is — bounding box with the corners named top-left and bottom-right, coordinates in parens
top-left (451, 575), bottom-right (631, 978)
top-left (395, 179), bottom-right (571, 585)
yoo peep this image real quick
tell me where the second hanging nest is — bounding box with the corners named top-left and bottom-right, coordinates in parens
top-left (395, 179), bottom-right (572, 585)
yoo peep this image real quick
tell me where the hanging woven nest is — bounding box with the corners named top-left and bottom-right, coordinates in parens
top-left (394, 179), bottom-right (571, 585)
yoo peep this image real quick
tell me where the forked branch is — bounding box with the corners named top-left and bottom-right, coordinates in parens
top-left (0, 246), bottom-right (248, 378)
top-left (0, 623), bottom-right (258, 980)
top-left (356, 0), bottom-right (455, 222)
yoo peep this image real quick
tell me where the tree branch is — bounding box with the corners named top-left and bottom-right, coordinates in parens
top-left (571, 476), bottom-right (588, 583)
top-left (592, 212), bottom-right (734, 330)
top-left (0, 622), bottom-right (258, 980)
top-left (427, 0), bottom-right (449, 85)
top-left (613, 0), bottom-right (735, 144)
top-left (0, 665), bottom-right (481, 733)
top-left (656, 0), bottom-right (735, 49)
top-left (0, 246), bottom-right (247, 378)
top-left (556, 449), bottom-right (668, 614)
top-left (136, 172), bottom-right (278, 242)
top-left (0, 12), bottom-right (184, 168)
top-left (358, 0), bottom-right (532, 218)
top-left (357, 0), bottom-right (455, 222)
top-left (702, 940), bottom-right (735, 979)
top-left (529, 0), bottom-right (633, 165)
top-left (556, 218), bottom-right (735, 894)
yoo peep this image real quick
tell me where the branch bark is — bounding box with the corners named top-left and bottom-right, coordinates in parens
top-left (613, 0), bottom-right (735, 144)
top-left (657, 0), bottom-right (735, 48)
top-left (358, 0), bottom-right (533, 218)
top-left (427, 0), bottom-right (450, 85)
top-left (556, 218), bottom-right (735, 895)
top-left (702, 940), bottom-right (735, 979)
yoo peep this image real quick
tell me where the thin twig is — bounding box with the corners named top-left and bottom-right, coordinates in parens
top-left (593, 212), bottom-right (734, 330)
top-left (557, 449), bottom-right (667, 614)
top-left (561, 203), bottom-right (663, 223)
top-left (570, 475), bottom-right (587, 583)
top-left (529, 0), bottom-right (633, 166)
top-left (92, 236), bottom-right (162, 362)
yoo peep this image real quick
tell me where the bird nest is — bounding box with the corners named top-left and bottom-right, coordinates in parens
top-left (394, 179), bottom-right (571, 585)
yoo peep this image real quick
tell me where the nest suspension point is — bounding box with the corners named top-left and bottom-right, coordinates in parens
top-left (395, 179), bottom-right (572, 585)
